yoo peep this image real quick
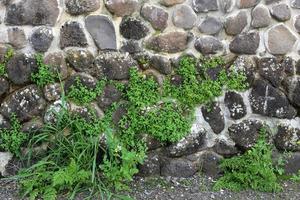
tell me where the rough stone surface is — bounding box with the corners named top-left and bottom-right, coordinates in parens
top-left (229, 32), bottom-right (260, 54)
top-left (120, 40), bottom-right (141, 54)
top-left (251, 5), bottom-right (271, 28)
top-left (213, 139), bottom-right (239, 158)
top-left (285, 77), bottom-right (300, 107)
top-left (145, 32), bottom-right (189, 53)
top-left (198, 151), bottom-right (223, 178)
top-left (295, 15), bottom-right (300, 32)
top-left (60, 21), bottom-right (88, 49)
top-left (266, 24), bottom-right (297, 55)
top-left (194, 36), bottom-right (223, 55)
top-left (97, 85), bottom-right (122, 110)
top-left (274, 124), bottom-right (300, 152)
top-left (6, 53), bottom-right (38, 85)
top-left (270, 4), bottom-right (291, 22)
top-left (198, 17), bottom-right (222, 35)
top-left (291, 0), bottom-right (300, 8)
top-left (21, 118), bottom-right (44, 133)
top-left (0, 152), bottom-right (13, 177)
top-left (220, 0), bottom-right (234, 13)
top-left (85, 15), bottom-right (117, 50)
top-left (0, 78), bottom-right (9, 97)
top-left (258, 57), bottom-right (284, 87)
top-left (283, 152), bottom-right (300, 175)
top-left (44, 52), bottom-right (68, 80)
top-left (141, 4), bottom-right (168, 31)
top-left (120, 17), bottom-right (149, 40)
top-left (30, 27), bottom-right (54, 52)
top-left (266, 0), bottom-right (282, 4)
top-left (249, 79), bottom-right (297, 119)
top-left (161, 158), bottom-right (197, 177)
top-left (192, 0), bottom-right (218, 13)
top-left (201, 103), bottom-right (225, 134)
top-left (5, 0), bottom-right (59, 26)
top-left (105, 0), bottom-right (138, 17)
top-left (172, 5), bottom-right (197, 29)
top-left (7, 27), bottom-right (27, 49)
top-left (44, 83), bottom-right (62, 102)
top-left (149, 55), bottom-right (172, 75)
top-left (238, 0), bottom-right (260, 8)
top-left (233, 56), bottom-right (256, 86)
top-left (228, 119), bottom-right (263, 150)
top-left (64, 73), bottom-right (98, 94)
top-left (225, 11), bottom-right (248, 35)
top-left (0, 85), bottom-right (46, 122)
top-left (138, 152), bottom-right (161, 176)
top-left (225, 91), bottom-right (247, 120)
top-left (94, 52), bottom-right (137, 80)
top-left (160, 0), bottom-right (185, 6)
top-left (66, 0), bottom-right (100, 15)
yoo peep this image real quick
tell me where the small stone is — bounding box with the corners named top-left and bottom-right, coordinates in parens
top-left (225, 11), bottom-right (248, 35)
top-left (291, 0), bottom-right (300, 9)
top-left (5, 0), bottom-right (59, 26)
top-left (274, 124), bottom-right (300, 152)
top-left (194, 36), bottom-right (223, 55)
top-left (220, 0), bottom-right (234, 13)
top-left (104, 0), bottom-right (138, 17)
top-left (30, 26), bottom-right (54, 52)
top-left (201, 102), bottom-right (225, 134)
top-left (172, 5), bottom-right (197, 29)
top-left (120, 40), bottom-right (141, 54)
top-left (141, 4), bottom-right (168, 31)
top-left (161, 158), bottom-right (197, 177)
top-left (198, 17), bottom-right (222, 35)
top-left (160, 0), bottom-right (185, 6)
top-left (229, 119), bottom-right (263, 150)
top-left (6, 53), bottom-right (38, 85)
top-left (270, 4), bottom-right (291, 22)
top-left (97, 85), bottom-right (122, 111)
top-left (294, 15), bottom-right (300, 33)
top-left (44, 83), bottom-right (62, 102)
top-left (198, 151), bottom-right (223, 178)
top-left (229, 32), bottom-right (260, 54)
top-left (0, 77), bottom-right (9, 97)
top-left (94, 52), bottom-right (137, 80)
top-left (120, 17), bottom-right (149, 40)
top-left (266, 24), bottom-right (297, 55)
top-left (213, 139), bottom-right (238, 158)
top-left (225, 91), bottom-right (247, 120)
top-left (145, 32), bottom-right (189, 53)
top-left (44, 52), bottom-right (68, 80)
top-left (60, 21), bottom-right (88, 49)
top-left (249, 79), bottom-right (297, 119)
top-left (192, 0), bottom-right (218, 13)
top-left (149, 55), bottom-right (172, 75)
top-left (0, 152), bottom-right (13, 177)
top-left (85, 15), bottom-right (117, 50)
top-left (65, 0), bottom-right (100, 15)
top-left (258, 57), bottom-right (283, 87)
top-left (0, 85), bottom-right (46, 122)
top-left (251, 5), bottom-right (271, 28)
top-left (7, 27), bottom-right (27, 49)
top-left (237, 0), bottom-right (260, 8)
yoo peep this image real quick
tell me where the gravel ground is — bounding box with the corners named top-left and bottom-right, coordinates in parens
top-left (1, 174), bottom-right (300, 200)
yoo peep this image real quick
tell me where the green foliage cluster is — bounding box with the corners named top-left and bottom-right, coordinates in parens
top-left (31, 54), bottom-right (57, 87)
top-left (0, 48), bottom-right (14, 76)
top-left (0, 114), bottom-right (28, 157)
top-left (213, 128), bottom-right (283, 192)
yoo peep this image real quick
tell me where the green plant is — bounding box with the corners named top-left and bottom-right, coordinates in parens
top-left (31, 54), bottom-right (57, 87)
top-left (0, 47), bottom-right (14, 76)
top-left (213, 128), bottom-right (282, 192)
top-left (0, 114), bottom-right (28, 157)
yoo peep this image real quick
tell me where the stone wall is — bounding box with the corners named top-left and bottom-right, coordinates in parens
top-left (1, 0), bottom-right (300, 177)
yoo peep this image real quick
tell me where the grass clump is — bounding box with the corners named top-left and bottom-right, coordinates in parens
top-left (0, 48), bottom-right (14, 76)
top-left (0, 114), bottom-right (28, 157)
top-left (213, 128), bottom-right (283, 192)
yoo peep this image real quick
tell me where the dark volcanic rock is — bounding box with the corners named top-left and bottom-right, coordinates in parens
top-left (201, 103), bottom-right (225, 134)
top-left (194, 36), bottom-right (223, 55)
top-left (258, 57), bottom-right (284, 88)
top-left (60, 21), bottom-right (88, 49)
top-left (66, 0), bottom-right (101, 15)
top-left (213, 139), bottom-right (239, 158)
top-left (120, 17), bottom-right (149, 40)
top-left (0, 77), bottom-right (9, 97)
top-left (97, 85), bottom-right (122, 110)
top-left (274, 124), bottom-right (300, 152)
top-left (161, 158), bottom-right (198, 177)
top-left (198, 151), bottom-right (223, 178)
top-left (64, 73), bottom-right (98, 94)
top-left (30, 27), bottom-right (54, 52)
top-left (229, 32), bottom-right (260, 54)
top-left (149, 55), bottom-right (172, 75)
top-left (138, 152), bottom-right (161, 176)
top-left (225, 91), bottom-right (247, 120)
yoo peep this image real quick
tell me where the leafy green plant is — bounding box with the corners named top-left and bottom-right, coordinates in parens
top-left (0, 114), bottom-right (28, 157)
top-left (0, 47), bottom-right (14, 76)
top-left (31, 54), bottom-right (57, 87)
top-left (213, 128), bottom-right (283, 192)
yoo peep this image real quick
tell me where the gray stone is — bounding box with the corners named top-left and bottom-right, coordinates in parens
top-left (60, 21), bottom-right (88, 49)
top-left (265, 0), bottom-right (282, 4)
top-left (198, 17), bottom-right (222, 35)
top-left (283, 152), bottom-right (300, 175)
top-left (225, 91), bottom-right (247, 120)
top-left (145, 32), bottom-right (189, 53)
top-left (120, 17), bottom-right (149, 40)
top-left (294, 15), bottom-right (300, 32)
top-left (0, 77), bottom-right (9, 97)
top-left (64, 73), bottom-right (98, 95)
top-left (21, 118), bottom-right (44, 133)
top-left (44, 52), bottom-right (68, 80)
top-left (30, 27), bottom-right (54, 53)
top-left (229, 32), bottom-right (260, 54)
top-left (194, 36), bottom-right (223, 55)
top-left (85, 15), bottom-right (117, 50)
top-left (192, 0), bottom-right (218, 13)
top-left (5, 0), bottom-right (59, 26)
top-left (220, 0), bottom-right (234, 13)
top-left (160, 0), bottom-right (185, 6)
top-left (0, 85), bottom-right (46, 122)
top-left (6, 53), bottom-right (38, 85)
top-left (213, 139), bottom-right (239, 158)
top-left (120, 40), bottom-right (141, 54)
top-left (198, 151), bottom-right (223, 178)
top-left (150, 55), bottom-right (172, 75)
top-left (172, 5), bottom-right (197, 29)
top-left (161, 158), bottom-right (197, 177)
top-left (270, 4), bottom-right (291, 22)
top-left (285, 76), bottom-right (300, 107)
top-left (0, 114), bottom-right (10, 129)
top-left (66, 49), bottom-right (96, 75)
top-left (104, 0), bottom-right (138, 17)
top-left (97, 85), bottom-right (122, 111)
top-left (282, 57), bottom-right (295, 75)
top-left (44, 100), bottom-right (69, 124)
top-left (291, 0), bottom-right (300, 8)
top-left (138, 152), bottom-right (161, 176)
top-left (141, 4), bottom-right (168, 31)
top-left (94, 52), bottom-right (137, 80)
top-left (274, 124), bottom-right (300, 152)
top-left (266, 24), bottom-right (297, 55)
top-left (233, 56), bottom-right (256, 86)
top-left (66, 0), bottom-right (100, 15)
top-left (229, 119), bottom-right (263, 150)
top-left (225, 11), bottom-right (248, 35)
top-left (0, 152), bottom-right (13, 177)
top-left (251, 5), bottom-right (271, 28)
top-left (258, 57), bottom-right (283, 87)
top-left (44, 83), bottom-right (62, 102)
top-left (249, 79), bottom-right (297, 119)
top-left (7, 27), bottom-right (27, 49)
top-left (201, 102), bottom-right (225, 134)
top-left (0, 44), bottom-right (12, 63)
top-left (237, 0), bottom-right (260, 8)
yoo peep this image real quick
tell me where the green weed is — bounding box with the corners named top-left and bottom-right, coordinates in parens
top-left (0, 47), bottom-right (14, 76)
